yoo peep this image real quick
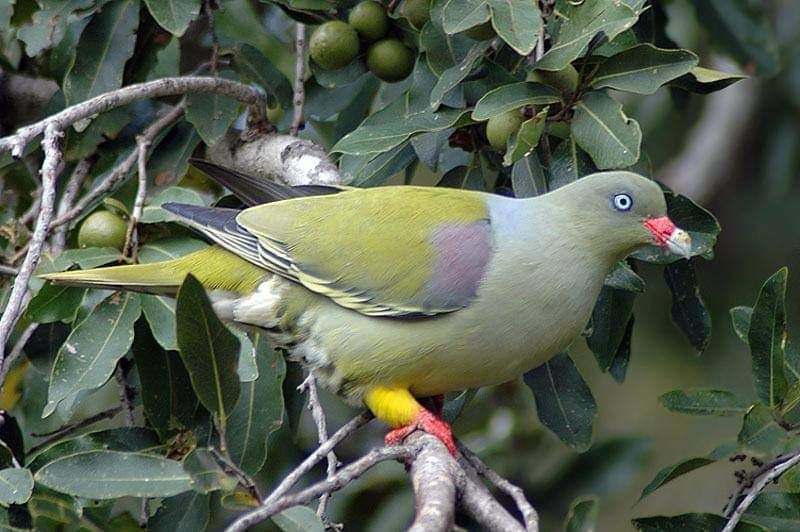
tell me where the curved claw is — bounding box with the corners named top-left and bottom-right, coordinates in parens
top-left (384, 409), bottom-right (457, 456)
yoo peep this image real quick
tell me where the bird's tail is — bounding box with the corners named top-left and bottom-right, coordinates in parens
top-left (39, 245), bottom-right (269, 295)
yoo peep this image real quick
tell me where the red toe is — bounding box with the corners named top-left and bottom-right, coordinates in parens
top-left (417, 410), bottom-right (457, 456)
top-left (385, 424), bottom-right (416, 446)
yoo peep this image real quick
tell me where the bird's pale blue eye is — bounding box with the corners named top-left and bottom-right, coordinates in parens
top-left (613, 193), bottom-right (632, 211)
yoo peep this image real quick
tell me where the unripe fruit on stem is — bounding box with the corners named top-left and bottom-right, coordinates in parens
top-left (367, 38), bottom-right (415, 82)
top-left (349, 1), bottom-right (389, 41)
top-left (463, 20), bottom-right (495, 41)
top-left (77, 210), bottom-right (128, 250)
top-left (266, 103), bottom-right (283, 124)
top-left (401, 0), bottom-right (430, 29)
top-left (486, 108), bottom-right (526, 151)
top-left (309, 21), bottom-right (360, 70)
top-left (529, 65), bottom-right (580, 95)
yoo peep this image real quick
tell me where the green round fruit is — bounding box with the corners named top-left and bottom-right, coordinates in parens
top-left (348, 1), bottom-right (389, 41)
top-left (463, 20), bottom-right (495, 41)
top-left (547, 120), bottom-right (570, 139)
top-left (266, 103), bottom-right (284, 124)
top-left (77, 210), bottom-right (128, 250)
top-left (309, 20), bottom-right (360, 70)
top-left (367, 38), bottom-right (414, 82)
top-left (401, 0), bottom-right (430, 29)
top-left (486, 108), bottom-right (525, 151)
top-left (528, 65), bottom-right (579, 95)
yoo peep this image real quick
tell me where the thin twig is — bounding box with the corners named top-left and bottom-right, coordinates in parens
top-left (0, 76), bottom-right (265, 158)
top-left (722, 450), bottom-right (800, 532)
top-left (28, 405), bottom-right (123, 455)
top-left (19, 189), bottom-right (41, 226)
top-left (51, 158), bottom-right (93, 253)
top-left (122, 136), bottom-right (151, 260)
top-left (49, 104), bottom-right (185, 230)
top-left (225, 445), bottom-right (417, 532)
top-left (299, 373), bottom-right (338, 518)
top-left (0, 265), bottom-right (18, 276)
top-left (0, 125), bottom-right (62, 362)
top-left (290, 23), bottom-right (307, 136)
top-left (459, 443), bottom-right (539, 532)
top-left (0, 322), bottom-right (37, 391)
top-left (209, 447), bottom-right (262, 500)
top-left (115, 363), bottom-right (135, 426)
top-left (204, 0), bottom-right (220, 73)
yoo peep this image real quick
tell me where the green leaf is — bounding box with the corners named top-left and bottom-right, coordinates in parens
top-left (44, 292), bottom-right (142, 418)
top-left (438, 154), bottom-right (487, 190)
top-left (659, 389), bottom-right (749, 416)
top-left (693, 1), bottom-right (779, 76)
top-left (511, 153), bottom-right (547, 198)
top-left (176, 275), bottom-right (240, 431)
top-left (571, 91), bottom-right (641, 169)
top-left (471, 82), bottom-right (559, 120)
top-left (548, 137), bottom-right (597, 189)
top-left (147, 121), bottom-right (202, 185)
top-left (441, 0), bottom-right (490, 34)
top-left (419, 17), bottom-right (473, 76)
top-left (503, 107), bottom-right (547, 166)
top-left (592, 44), bottom-right (698, 94)
top-left (638, 454), bottom-right (724, 503)
top-left (186, 70), bottom-right (242, 146)
top-left (604, 262), bottom-right (645, 293)
top-left (233, 44), bottom-right (294, 109)
top-left (748, 268), bottom-right (789, 407)
top-left (227, 334), bottom-right (286, 475)
top-left (132, 320), bottom-right (198, 438)
top-left (442, 389), bottom-right (477, 423)
top-left (340, 142), bottom-right (418, 187)
top-left (272, 505), bottom-right (325, 532)
top-left (738, 403), bottom-right (789, 456)
top-left (139, 236), bottom-right (207, 263)
top-left (536, 0), bottom-right (638, 71)
top-left (63, 0), bottom-right (140, 105)
top-left (27, 486), bottom-right (84, 529)
top-left (35, 450), bottom-right (192, 499)
top-left (731, 306), bottom-right (753, 343)
top-left (779, 382), bottom-right (800, 426)
top-left (486, 0), bottom-right (541, 55)
top-left (26, 284), bottom-right (85, 324)
top-left (663, 259), bottom-right (712, 352)
top-left (183, 448), bottom-right (238, 493)
top-left (140, 295), bottom-right (177, 351)
top-left (144, 0), bottom-right (201, 36)
top-left (633, 513), bottom-right (766, 532)
top-left (670, 66), bottom-right (747, 94)
top-left (0, 468), bottom-right (33, 506)
top-left (17, 0), bottom-right (94, 57)
top-left (140, 186), bottom-right (206, 223)
top-left (586, 286), bottom-right (635, 373)
top-left (744, 492), bottom-right (800, 531)
top-left (430, 40), bottom-right (491, 109)
top-left (565, 496), bottom-right (599, 532)
top-left (39, 247), bottom-right (123, 274)
top-left (150, 491), bottom-right (210, 532)
top-left (524, 352), bottom-right (597, 451)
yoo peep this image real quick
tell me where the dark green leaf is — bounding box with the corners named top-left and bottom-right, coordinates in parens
top-left (183, 448), bottom-right (238, 493)
top-left (0, 468), bottom-right (33, 505)
top-left (272, 506), bottom-right (326, 532)
top-left (144, 0), bottom-right (201, 36)
top-left (748, 268), bottom-right (789, 407)
top-left (633, 513), bottom-right (766, 532)
top-left (471, 82), bottom-right (559, 120)
top-left (39, 247), bottom-right (123, 274)
top-left (150, 491), bottom-right (210, 532)
top-left (524, 352), bottom-right (597, 451)
top-left (571, 90), bottom-right (641, 169)
top-left (604, 261), bottom-right (645, 293)
top-left (564, 496), bottom-right (599, 532)
top-left (140, 295), bottom-right (177, 351)
top-left (780, 382), bottom-right (800, 426)
top-left (27, 486), bottom-right (83, 529)
top-left (503, 107), bottom-right (548, 166)
top-left (186, 70), bottom-right (242, 146)
top-left (442, 389), bottom-right (477, 423)
top-left (486, 0), bottom-right (541, 55)
top-left (744, 492), bottom-right (800, 531)
top-left (511, 153), bottom-right (547, 198)
top-left (536, 0), bottom-right (638, 71)
top-left (227, 334), bottom-right (285, 475)
top-left (441, 0), bottom-right (490, 34)
top-left (233, 44), bottom-right (294, 109)
top-left (63, 0), bottom-right (140, 105)
top-left (17, 0), bottom-right (94, 57)
top-left (26, 284), bottom-right (85, 324)
top-left (659, 389), bottom-right (749, 416)
top-left (430, 40), bottom-right (491, 109)
top-left (592, 44), bottom-right (698, 94)
top-left (738, 403), bottom-right (789, 456)
top-left (419, 18), bottom-right (473, 76)
top-left (44, 292), bottom-right (141, 418)
top-left (664, 259), bottom-right (712, 352)
top-left (638, 457), bottom-right (716, 502)
top-left (586, 286), bottom-right (635, 373)
top-left (35, 450), bottom-right (192, 499)
top-left (548, 137), bottom-right (597, 189)
top-left (340, 142), bottom-right (418, 187)
top-left (176, 275), bottom-right (240, 431)
top-left (146, 121), bottom-right (202, 186)
top-left (438, 154), bottom-right (486, 190)
top-left (139, 237), bottom-right (207, 263)
top-left (731, 306), bottom-right (753, 343)
top-left (670, 66), bottom-right (748, 94)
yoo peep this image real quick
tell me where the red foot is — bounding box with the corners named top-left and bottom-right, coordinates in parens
top-left (384, 409), bottom-right (457, 456)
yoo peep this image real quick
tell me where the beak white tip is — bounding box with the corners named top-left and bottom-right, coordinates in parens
top-left (666, 229), bottom-right (692, 258)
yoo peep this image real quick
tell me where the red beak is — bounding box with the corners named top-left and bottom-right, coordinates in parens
top-left (643, 216), bottom-right (692, 257)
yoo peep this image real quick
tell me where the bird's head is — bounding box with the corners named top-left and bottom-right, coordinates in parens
top-left (552, 171), bottom-right (692, 261)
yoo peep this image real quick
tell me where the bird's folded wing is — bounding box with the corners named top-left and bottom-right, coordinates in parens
top-left (235, 186), bottom-right (495, 318)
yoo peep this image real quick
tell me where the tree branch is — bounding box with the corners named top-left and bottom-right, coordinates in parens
top-left (122, 134), bottom-right (152, 260)
top-left (0, 125), bottom-right (62, 360)
top-left (0, 76), bottom-right (265, 158)
top-left (28, 405), bottom-right (123, 455)
top-left (290, 23), bottom-right (307, 136)
top-left (299, 372), bottom-right (338, 519)
top-left (459, 458), bottom-right (526, 532)
top-left (406, 432), bottom-right (460, 532)
top-left (51, 158), bottom-right (93, 253)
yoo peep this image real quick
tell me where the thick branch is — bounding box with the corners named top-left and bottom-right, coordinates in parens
top-left (208, 133), bottom-right (342, 186)
top-left (0, 125), bottom-right (62, 359)
top-left (0, 77), bottom-right (265, 158)
top-left (407, 432), bottom-right (461, 532)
